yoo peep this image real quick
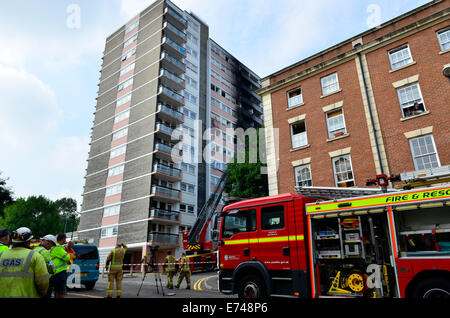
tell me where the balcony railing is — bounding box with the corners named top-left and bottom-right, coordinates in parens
top-left (159, 68), bottom-right (185, 91)
top-left (156, 122), bottom-right (174, 135)
top-left (149, 208), bottom-right (181, 222)
top-left (164, 6), bottom-right (187, 30)
top-left (148, 232), bottom-right (179, 245)
top-left (157, 103), bottom-right (184, 122)
top-left (161, 51), bottom-right (185, 75)
top-left (162, 36), bottom-right (186, 59)
top-left (151, 185), bottom-right (180, 200)
top-left (153, 163), bottom-right (181, 178)
top-left (158, 85), bottom-right (184, 107)
top-left (163, 21), bottom-right (186, 44)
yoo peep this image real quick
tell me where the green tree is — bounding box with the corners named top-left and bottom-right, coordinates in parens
top-left (2, 196), bottom-right (63, 238)
top-left (54, 197), bottom-right (79, 232)
top-left (224, 128), bottom-right (268, 199)
top-left (0, 172), bottom-right (14, 218)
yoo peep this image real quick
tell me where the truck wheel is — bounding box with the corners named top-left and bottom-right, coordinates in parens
top-left (238, 274), bottom-right (267, 298)
top-left (412, 277), bottom-right (450, 299)
top-left (204, 258), bottom-right (215, 272)
top-left (84, 282), bottom-right (96, 291)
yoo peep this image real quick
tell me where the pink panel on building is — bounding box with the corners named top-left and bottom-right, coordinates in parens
top-left (101, 215), bottom-right (120, 226)
top-left (113, 118), bottom-right (129, 131)
top-left (121, 55), bottom-right (136, 68)
top-left (115, 102), bottom-right (131, 114)
top-left (110, 136), bottom-right (128, 149)
top-left (106, 174), bottom-right (124, 186)
top-left (124, 26), bottom-right (139, 42)
top-left (119, 70), bottom-right (135, 83)
top-left (99, 237), bottom-right (118, 248)
top-left (109, 154), bottom-right (126, 166)
top-left (123, 41), bottom-right (138, 54)
top-left (104, 193), bottom-right (121, 205)
top-left (117, 85), bottom-right (133, 99)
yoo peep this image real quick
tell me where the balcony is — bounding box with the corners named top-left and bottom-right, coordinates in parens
top-left (163, 21), bottom-right (186, 45)
top-left (152, 163), bottom-right (182, 182)
top-left (150, 185), bottom-right (181, 203)
top-left (164, 6), bottom-right (187, 30)
top-left (160, 51), bottom-right (185, 76)
top-left (154, 142), bottom-right (182, 162)
top-left (148, 232), bottom-right (179, 247)
top-left (149, 208), bottom-right (181, 223)
top-left (162, 36), bottom-right (186, 60)
top-left (159, 68), bottom-right (185, 91)
top-left (158, 85), bottom-right (184, 108)
top-left (156, 103), bottom-right (184, 125)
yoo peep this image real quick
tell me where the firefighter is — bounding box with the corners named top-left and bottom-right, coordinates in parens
top-left (0, 228), bottom-right (9, 252)
top-left (105, 242), bottom-right (127, 298)
top-left (164, 250), bottom-right (177, 289)
top-left (49, 233), bottom-right (72, 298)
top-left (0, 227), bottom-right (49, 297)
top-left (33, 235), bottom-right (55, 275)
top-left (175, 252), bottom-right (191, 289)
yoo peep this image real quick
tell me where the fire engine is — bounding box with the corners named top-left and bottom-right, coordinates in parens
top-left (182, 172), bottom-right (228, 272)
top-left (218, 173), bottom-right (450, 298)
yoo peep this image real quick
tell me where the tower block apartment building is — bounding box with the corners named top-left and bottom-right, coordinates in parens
top-left (258, 0), bottom-right (449, 196)
top-left (78, 0), bottom-right (263, 265)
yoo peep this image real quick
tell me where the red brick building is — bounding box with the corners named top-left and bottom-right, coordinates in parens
top-left (258, 0), bottom-right (450, 195)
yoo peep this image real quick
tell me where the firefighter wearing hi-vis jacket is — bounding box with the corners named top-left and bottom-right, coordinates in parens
top-left (163, 250), bottom-right (177, 289)
top-left (105, 242), bottom-right (127, 298)
top-left (175, 253), bottom-right (191, 289)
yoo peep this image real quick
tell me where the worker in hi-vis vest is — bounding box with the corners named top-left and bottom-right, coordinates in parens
top-left (0, 227), bottom-right (49, 297)
top-left (105, 242), bottom-right (127, 298)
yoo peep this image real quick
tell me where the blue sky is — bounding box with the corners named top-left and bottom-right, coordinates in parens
top-left (0, 0), bottom-right (428, 209)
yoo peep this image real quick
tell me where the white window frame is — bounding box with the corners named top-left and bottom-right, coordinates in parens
top-left (287, 87), bottom-right (303, 108)
top-left (101, 225), bottom-right (118, 238)
top-left (294, 164), bottom-right (312, 187)
top-left (105, 183), bottom-right (122, 197)
top-left (388, 44), bottom-right (413, 70)
top-left (332, 155), bottom-right (355, 187)
top-left (112, 127), bottom-right (128, 141)
top-left (108, 164), bottom-right (124, 177)
top-left (114, 110), bottom-right (130, 124)
top-left (290, 121), bottom-right (308, 149)
top-left (118, 78), bottom-right (133, 92)
top-left (125, 20), bottom-right (139, 35)
top-left (326, 108), bottom-right (347, 139)
top-left (120, 63), bottom-right (135, 76)
top-left (396, 82), bottom-right (426, 118)
top-left (321, 73), bottom-right (339, 96)
top-left (103, 205), bottom-right (120, 218)
top-left (409, 134), bottom-right (441, 171)
top-left (110, 145), bottom-right (126, 159)
top-left (437, 27), bottom-right (450, 51)
top-left (116, 94), bottom-right (132, 107)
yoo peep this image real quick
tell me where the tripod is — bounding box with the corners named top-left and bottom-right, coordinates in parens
top-left (137, 246), bottom-right (165, 296)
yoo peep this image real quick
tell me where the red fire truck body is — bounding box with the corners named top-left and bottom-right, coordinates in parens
top-left (218, 186), bottom-right (450, 298)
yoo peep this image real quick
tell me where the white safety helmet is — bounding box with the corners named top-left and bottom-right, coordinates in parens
top-left (42, 234), bottom-right (58, 246)
top-left (11, 227), bottom-right (33, 243)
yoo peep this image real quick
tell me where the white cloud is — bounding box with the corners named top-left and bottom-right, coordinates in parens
top-left (0, 64), bottom-right (62, 150)
top-left (120, 0), bottom-right (154, 20)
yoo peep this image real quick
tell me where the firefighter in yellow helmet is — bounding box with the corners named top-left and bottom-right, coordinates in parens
top-left (0, 227), bottom-right (49, 297)
top-left (105, 242), bottom-right (127, 298)
top-left (163, 250), bottom-right (177, 289)
top-left (175, 252), bottom-right (191, 289)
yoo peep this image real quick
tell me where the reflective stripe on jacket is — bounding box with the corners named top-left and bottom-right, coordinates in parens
top-left (50, 244), bottom-right (70, 275)
top-left (33, 246), bottom-right (54, 275)
top-left (165, 256), bottom-right (176, 271)
top-left (106, 245), bottom-right (127, 270)
top-left (0, 247), bottom-right (50, 297)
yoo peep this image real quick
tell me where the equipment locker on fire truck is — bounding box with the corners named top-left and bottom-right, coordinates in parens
top-left (306, 186), bottom-right (450, 298)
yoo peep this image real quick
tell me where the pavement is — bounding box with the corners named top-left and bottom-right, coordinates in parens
top-left (67, 271), bottom-right (237, 299)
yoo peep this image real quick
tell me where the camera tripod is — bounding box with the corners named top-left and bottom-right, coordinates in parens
top-left (137, 245), bottom-right (171, 297)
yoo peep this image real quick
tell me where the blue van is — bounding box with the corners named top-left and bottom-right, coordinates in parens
top-left (70, 244), bottom-right (100, 290)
